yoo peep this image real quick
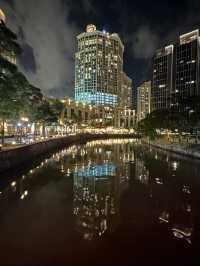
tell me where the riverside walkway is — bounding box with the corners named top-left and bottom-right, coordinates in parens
top-left (144, 138), bottom-right (200, 160)
top-left (0, 133), bottom-right (136, 173)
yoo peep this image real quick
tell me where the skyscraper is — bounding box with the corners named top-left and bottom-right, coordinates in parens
top-left (137, 81), bottom-right (151, 121)
top-left (173, 30), bottom-right (200, 105)
top-left (75, 24), bottom-right (124, 106)
top-left (120, 72), bottom-right (133, 108)
top-left (152, 45), bottom-right (173, 111)
top-left (152, 29), bottom-right (200, 111)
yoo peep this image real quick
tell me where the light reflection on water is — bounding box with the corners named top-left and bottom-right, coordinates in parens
top-left (0, 138), bottom-right (199, 265)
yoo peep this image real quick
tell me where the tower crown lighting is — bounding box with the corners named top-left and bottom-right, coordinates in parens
top-left (86, 24), bottom-right (96, 33)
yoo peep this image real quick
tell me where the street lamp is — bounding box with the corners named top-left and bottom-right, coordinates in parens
top-left (188, 110), bottom-right (194, 143)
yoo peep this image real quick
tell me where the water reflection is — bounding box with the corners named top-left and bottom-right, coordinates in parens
top-left (0, 138), bottom-right (199, 265)
top-left (132, 146), bottom-right (194, 245)
top-left (73, 140), bottom-right (133, 240)
top-left (73, 174), bottom-right (120, 240)
top-left (135, 157), bottom-right (149, 185)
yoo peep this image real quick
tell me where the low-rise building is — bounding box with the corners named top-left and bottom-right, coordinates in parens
top-left (60, 97), bottom-right (135, 129)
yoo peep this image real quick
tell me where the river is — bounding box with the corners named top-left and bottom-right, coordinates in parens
top-left (0, 139), bottom-right (199, 266)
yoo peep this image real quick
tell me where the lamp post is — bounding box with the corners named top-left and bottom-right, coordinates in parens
top-left (188, 110), bottom-right (194, 143)
top-left (17, 122), bottom-right (22, 143)
top-left (21, 117), bottom-right (30, 143)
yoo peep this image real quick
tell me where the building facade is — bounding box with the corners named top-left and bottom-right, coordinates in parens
top-left (0, 9), bottom-right (16, 66)
top-left (75, 24), bottom-right (127, 107)
top-left (120, 72), bottom-right (132, 108)
top-left (152, 29), bottom-right (200, 111)
top-left (173, 30), bottom-right (200, 105)
top-left (152, 45), bottom-right (173, 111)
top-left (60, 97), bottom-right (135, 129)
top-left (132, 84), bottom-right (137, 112)
top-left (137, 81), bottom-right (151, 121)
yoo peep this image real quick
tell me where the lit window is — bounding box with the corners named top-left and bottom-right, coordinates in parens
top-left (159, 84), bottom-right (166, 88)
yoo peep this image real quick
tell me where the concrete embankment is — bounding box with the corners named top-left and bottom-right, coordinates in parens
top-left (144, 140), bottom-right (200, 160)
top-left (0, 133), bottom-right (135, 173)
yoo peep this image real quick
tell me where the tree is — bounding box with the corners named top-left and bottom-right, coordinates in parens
top-left (0, 21), bottom-right (22, 145)
top-left (32, 99), bottom-right (57, 137)
top-left (49, 99), bottom-right (64, 124)
top-left (137, 115), bottom-right (158, 140)
top-left (0, 21), bottom-right (45, 144)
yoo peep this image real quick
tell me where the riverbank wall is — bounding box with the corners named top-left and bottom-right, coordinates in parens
top-left (143, 139), bottom-right (200, 160)
top-left (0, 133), bottom-right (135, 173)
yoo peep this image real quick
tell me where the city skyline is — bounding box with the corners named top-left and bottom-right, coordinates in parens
top-left (1, 0), bottom-right (200, 98)
top-left (1, 2), bottom-right (200, 265)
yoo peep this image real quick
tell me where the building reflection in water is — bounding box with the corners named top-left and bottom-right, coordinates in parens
top-left (135, 158), bottom-right (149, 185)
top-left (73, 173), bottom-right (120, 240)
top-left (72, 139), bottom-right (134, 240)
top-left (0, 138), bottom-right (198, 246)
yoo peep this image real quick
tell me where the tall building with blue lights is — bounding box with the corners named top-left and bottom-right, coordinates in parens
top-left (75, 24), bottom-right (124, 106)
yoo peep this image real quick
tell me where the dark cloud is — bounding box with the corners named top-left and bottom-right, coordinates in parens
top-left (82, 0), bottom-right (96, 14)
top-left (0, 0), bottom-right (78, 97)
top-left (19, 43), bottom-right (37, 73)
top-left (131, 26), bottom-right (159, 59)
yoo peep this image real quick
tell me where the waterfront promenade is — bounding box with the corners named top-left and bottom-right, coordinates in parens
top-left (0, 133), bottom-right (136, 173)
top-left (144, 138), bottom-right (200, 160)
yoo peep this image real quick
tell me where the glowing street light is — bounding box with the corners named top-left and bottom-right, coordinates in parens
top-left (21, 117), bottom-right (29, 122)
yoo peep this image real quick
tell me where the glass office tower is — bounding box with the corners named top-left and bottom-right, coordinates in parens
top-left (152, 29), bottom-right (200, 111)
top-left (152, 45), bottom-right (174, 111)
top-left (137, 81), bottom-right (151, 121)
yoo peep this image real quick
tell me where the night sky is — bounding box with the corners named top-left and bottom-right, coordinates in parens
top-left (1, 0), bottom-right (200, 97)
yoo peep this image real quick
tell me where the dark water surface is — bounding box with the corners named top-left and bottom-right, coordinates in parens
top-left (0, 139), bottom-right (200, 266)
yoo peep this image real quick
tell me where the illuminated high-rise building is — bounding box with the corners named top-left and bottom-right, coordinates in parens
top-left (120, 72), bottom-right (133, 108)
top-left (173, 30), bottom-right (200, 105)
top-left (75, 24), bottom-right (124, 106)
top-left (137, 81), bottom-right (151, 121)
top-left (152, 29), bottom-right (200, 111)
top-left (152, 45), bottom-right (173, 111)
top-left (0, 9), bottom-right (16, 65)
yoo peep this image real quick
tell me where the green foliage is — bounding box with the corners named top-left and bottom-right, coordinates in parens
top-left (32, 99), bottom-right (55, 124)
top-left (49, 99), bottom-right (64, 124)
top-left (137, 97), bottom-right (200, 139)
top-left (0, 21), bottom-right (25, 121)
top-left (137, 116), bottom-right (158, 140)
top-left (0, 21), bottom-right (46, 143)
